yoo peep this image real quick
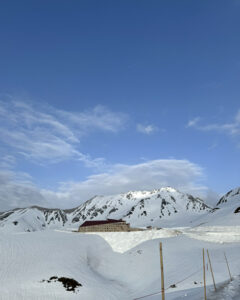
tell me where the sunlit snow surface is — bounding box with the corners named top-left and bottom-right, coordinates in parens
top-left (81, 228), bottom-right (181, 252)
top-left (1, 227), bottom-right (240, 300)
top-left (183, 226), bottom-right (240, 243)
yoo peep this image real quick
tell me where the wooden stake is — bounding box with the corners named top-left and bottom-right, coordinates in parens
top-left (224, 252), bottom-right (232, 281)
top-left (159, 242), bottom-right (165, 300)
top-left (203, 248), bottom-right (207, 300)
top-left (207, 249), bottom-right (217, 292)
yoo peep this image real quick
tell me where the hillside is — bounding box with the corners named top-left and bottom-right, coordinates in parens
top-left (0, 187), bottom-right (212, 232)
top-left (192, 187), bottom-right (240, 227)
top-left (217, 187), bottom-right (240, 208)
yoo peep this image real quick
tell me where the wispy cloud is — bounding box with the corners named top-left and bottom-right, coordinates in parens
top-left (137, 124), bottom-right (158, 135)
top-left (0, 158), bottom-right (217, 211)
top-left (0, 158), bottom-right (212, 211)
top-left (0, 98), bottom-right (127, 165)
top-left (186, 117), bottom-right (200, 128)
top-left (187, 110), bottom-right (240, 138)
top-left (57, 105), bottom-right (127, 133)
top-left (55, 159), bottom-right (207, 202)
top-left (0, 170), bottom-right (45, 211)
top-left (208, 142), bottom-right (218, 151)
top-left (0, 155), bottom-right (16, 169)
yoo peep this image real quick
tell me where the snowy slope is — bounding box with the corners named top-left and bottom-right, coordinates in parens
top-left (0, 187), bottom-right (212, 232)
top-left (0, 230), bottom-right (131, 300)
top-left (72, 187), bottom-right (211, 228)
top-left (192, 187), bottom-right (240, 227)
top-left (1, 229), bottom-right (240, 300)
top-left (217, 187), bottom-right (240, 207)
top-left (0, 206), bottom-right (68, 232)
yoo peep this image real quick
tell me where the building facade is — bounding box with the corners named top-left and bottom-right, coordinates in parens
top-left (78, 219), bottom-right (143, 232)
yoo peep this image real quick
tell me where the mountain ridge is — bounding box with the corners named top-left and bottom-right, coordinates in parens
top-left (1, 186), bottom-right (240, 232)
top-left (217, 187), bottom-right (240, 206)
top-left (0, 187), bottom-right (214, 232)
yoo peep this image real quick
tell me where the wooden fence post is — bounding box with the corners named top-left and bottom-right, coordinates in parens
top-left (159, 242), bottom-right (165, 300)
top-left (203, 248), bottom-right (207, 300)
top-left (224, 252), bottom-right (232, 282)
top-left (207, 249), bottom-right (217, 292)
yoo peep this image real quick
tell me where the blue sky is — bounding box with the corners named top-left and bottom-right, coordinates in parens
top-left (0, 0), bottom-right (240, 210)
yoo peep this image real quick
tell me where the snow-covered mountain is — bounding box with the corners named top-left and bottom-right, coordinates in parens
top-left (70, 187), bottom-right (212, 228)
top-left (192, 187), bottom-right (240, 226)
top-left (217, 187), bottom-right (240, 209)
top-left (0, 187), bottom-right (212, 232)
top-left (0, 206), bottom-right (69, 232)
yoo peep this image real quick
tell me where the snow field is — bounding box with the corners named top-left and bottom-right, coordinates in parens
top-left (182, 226), bottom-right (240, 243)
top-left (82, 228), bottom-right (181, 252)
top-left (0, 231), bottom-right (131, 300)
top-left (84, 227), bottom-right (240, 299)
top-left (0, 226), bottom-right (240, 299)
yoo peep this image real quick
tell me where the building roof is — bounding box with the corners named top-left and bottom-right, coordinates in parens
top-left (80, 219), bottom-right (125, 227)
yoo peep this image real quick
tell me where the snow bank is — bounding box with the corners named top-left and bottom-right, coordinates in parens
top-left (83, 228), bottom-right (181, 252)
top-left (1, 227), bottom-right (240, 300)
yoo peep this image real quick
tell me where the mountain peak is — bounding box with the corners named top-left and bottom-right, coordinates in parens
top-left (123, 187), bottom-right (179, 197)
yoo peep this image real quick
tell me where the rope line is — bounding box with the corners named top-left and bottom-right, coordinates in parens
top-left (133, 266), bottom-right (203, 299)
top-left (168, 266), bottom-right (202, 288)
top-left (133, 290), bottom-right (162, 300)
top-left (134, 249), bottom-right (236, 300)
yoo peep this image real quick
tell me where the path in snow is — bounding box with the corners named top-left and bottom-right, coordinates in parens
top-left (207, 276), bottom-right (240, 300)
top-left (144, 276), bottom-right (240, 300)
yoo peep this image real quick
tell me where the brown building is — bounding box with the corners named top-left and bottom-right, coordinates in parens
top-left (78, 219), bottom-right (143, 232)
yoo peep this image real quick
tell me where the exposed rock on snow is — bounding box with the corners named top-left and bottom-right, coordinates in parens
top-left (234, 207), bottom-right (240, 213)
top-left (42, 276), bottom-right (82, 292)
top-left (194, 187), bottom-right (240, 226)
top-left (217, 187), bottom-right (240, 206)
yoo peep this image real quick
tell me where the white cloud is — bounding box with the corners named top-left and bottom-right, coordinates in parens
top-left (187, 110), bottom-right (240, 137)
top-left (137, 124), bottom-right (158, 134)
top-left (57, 159), bottom-right (207, 201)
top-left (0, 170), bottom-right (45, 211)
top-left (57, 105), bottom-right (127, 133)
top-left (0, 98), bottom-right (218, 211)
top-left (186, 117), bottom-right (200, 128)
top-left (0, 155), bottom-right (16, 169)
top-left (0, 158), bottom-right (218, 211)
top-left (0, 99), bottom-right (127, 165)
top-left (0, 158), bottom-right (212, 211)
